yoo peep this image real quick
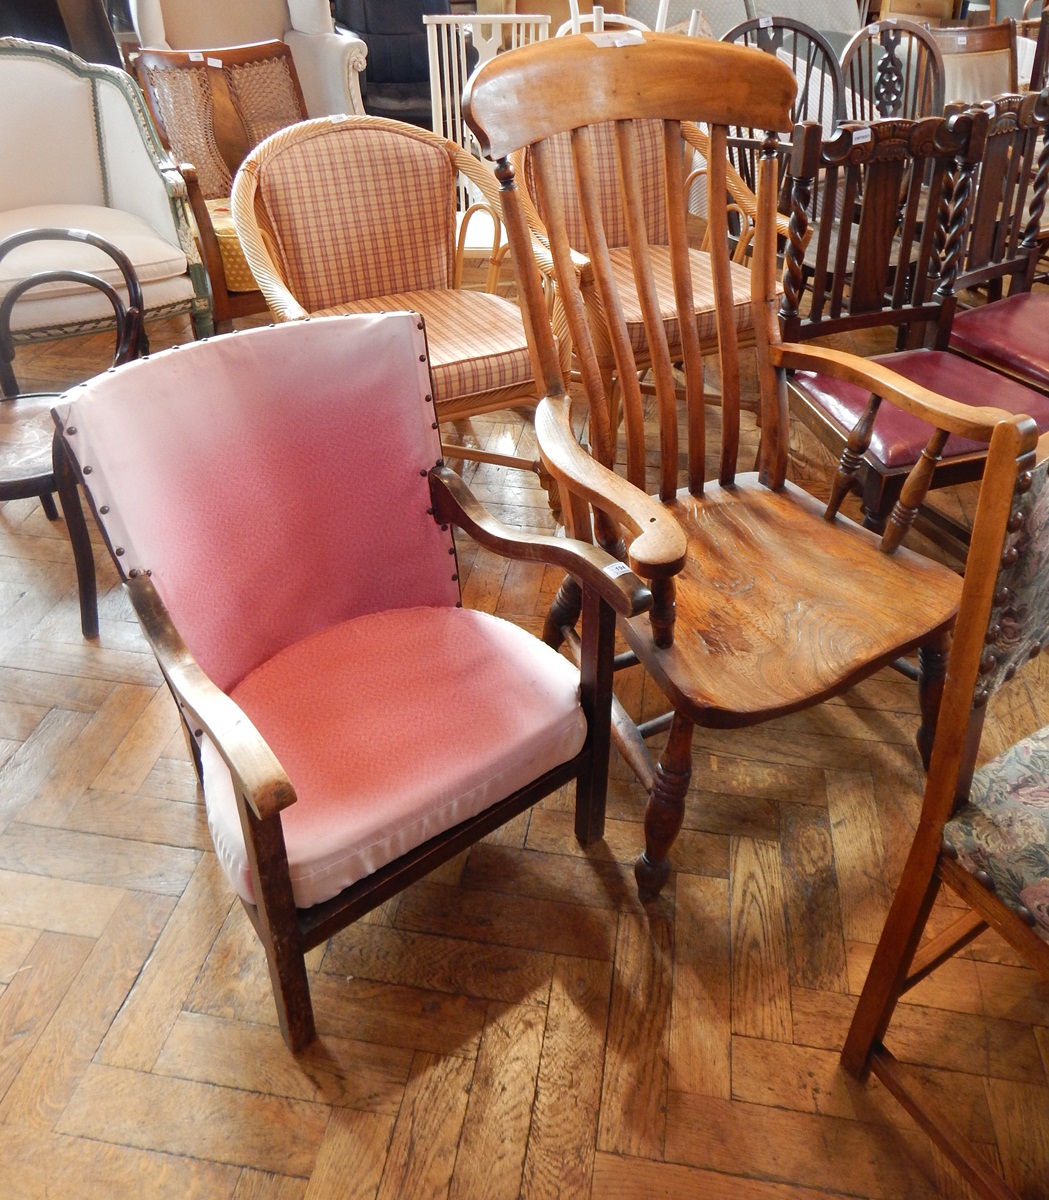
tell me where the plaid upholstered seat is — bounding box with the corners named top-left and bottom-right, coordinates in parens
top-left (233, 116), bottom-right (560, 480)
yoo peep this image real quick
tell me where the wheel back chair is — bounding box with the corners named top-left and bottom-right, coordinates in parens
top-left (232, 114), bottom-right (568, 487)
top-left (51, 312), bottom-right (649, 1050)
top-left (0, 38), bottom-right (212, 352)
top-left (133, 41), bottom-right (309, 333)
top-left (1, 229), bottom-right (144, 639)
top-left (782, 92), bottom-right (1049, 544)
top-left (462, 32), bottom-right (1031, 900)
top-left (840, 422), bottom-right (1049, 1200)
top-left (841, 18), bottom-right (946, 122)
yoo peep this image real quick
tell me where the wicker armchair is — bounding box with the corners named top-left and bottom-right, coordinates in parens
top-left (232, 115), bottom-right (568, 484)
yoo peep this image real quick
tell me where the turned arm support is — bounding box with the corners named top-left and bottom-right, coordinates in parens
top-left (429, 465), bottom-right (654, 616)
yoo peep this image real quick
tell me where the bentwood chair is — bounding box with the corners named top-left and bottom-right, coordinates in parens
top-left (1, 229), bottom-right (145, 638)
top-left (841, 19), bottom-right (945, 122)
top-left (781, 97), bottom-right (1049, 538)
top-left (463, 32), bottom-right (1020, 900)
top-left (840, 422), bottom-right (1049, 1200)
top-left (232, 115), bottom-right (563, 484)
top-left (51, 312), bottom-right (647, 1050)
top-left (133, 41), bottom-right (309, 332)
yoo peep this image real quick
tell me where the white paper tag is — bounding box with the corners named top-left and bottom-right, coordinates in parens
top-left (68, 229), bottom-right (90, 240)
top-left (603, 560), bottom-right (633, 578)
top-left (188, 51), bottom-right (204, 61)
top-left (957, 35), bottom-right (967, 44)
top-left (585, 30), bottom-right (645, 47)
top-left (206, 57), bottom-right (222, 68)
top-left (759, 15), bottom-right (773, 27)
top-left (852, 126), bottom-right (872, 144)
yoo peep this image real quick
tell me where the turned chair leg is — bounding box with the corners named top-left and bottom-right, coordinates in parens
top-left (635, 709), bottom-right (694, 902)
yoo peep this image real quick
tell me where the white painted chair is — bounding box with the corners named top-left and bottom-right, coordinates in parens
top-left (556, 3), bottom-right (652, 35)
top-left (129, 0), bottom-right (367, 118)
top-left (426, 13), bottom-right (550, 289)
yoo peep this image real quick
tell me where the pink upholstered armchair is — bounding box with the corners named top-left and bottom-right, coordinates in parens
top-left (51, 312), bottom-right (649, 1050)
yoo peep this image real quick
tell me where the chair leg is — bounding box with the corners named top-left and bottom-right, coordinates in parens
top-left (917, 628), bottom-right (950, 771)
top-left (574, 584), bottom-right (617, 846)
top-left (39, 488), bottom-right (59, 521)
top-left (635, 709), bottom-right (694, 902)
top-left (840, 853), bottom-right (942, 1079)
top-left (543, 574), bottom-right (583, 650)
top-left (53, 439), bottom-right (98, 639)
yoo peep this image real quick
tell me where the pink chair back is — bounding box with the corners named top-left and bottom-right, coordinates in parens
top-left (53, 313), bottom-right (460, 691)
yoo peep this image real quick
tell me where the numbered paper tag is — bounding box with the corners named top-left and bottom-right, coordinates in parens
top-left (206, 57), bottom-right (222, 68)
top-left (852, 126), bottom-right (872, 144)
top-left (69, 229), bottom-right (90, 241)
top-left (586, 30), bottom-right (645, 47)
top-left (603, 561), bottom-right (633, 579)
top-left (188, 51), bottom-right (204, 61)
top-left (759, 16), bottom-right (773, 27)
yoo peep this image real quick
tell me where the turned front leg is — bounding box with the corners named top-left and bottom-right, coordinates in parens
top-left (635, 710), bottom-right (694, 901)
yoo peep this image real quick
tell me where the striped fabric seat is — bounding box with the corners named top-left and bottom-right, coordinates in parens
top-left (315, 289), bottom-right (533, 404)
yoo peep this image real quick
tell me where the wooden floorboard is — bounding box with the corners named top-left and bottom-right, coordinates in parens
top-left (0, 317), bottom-right (1046, 1199)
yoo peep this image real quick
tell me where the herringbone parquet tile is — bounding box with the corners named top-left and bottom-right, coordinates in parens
top-left (0, 316), bottom-right (1046, 1199)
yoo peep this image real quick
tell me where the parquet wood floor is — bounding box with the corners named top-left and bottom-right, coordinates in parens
top-left (0, 316), bottom-right (1047, 1199)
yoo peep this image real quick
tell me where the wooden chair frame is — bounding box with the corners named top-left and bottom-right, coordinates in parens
top-left (463, 33), bottom-right (1019, 900)
top-left (133, 41), bottom-right (309, 334)
top-left (841, 18), bottom-right (946, 122)
top-left (51, 315), bottom-right (652, 1050)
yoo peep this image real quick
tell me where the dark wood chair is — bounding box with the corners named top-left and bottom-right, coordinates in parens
top-left (840, 18), bottom-right (945, 121)
top-left (0, 228), bottom-right (145, 638)
top-left (51, 311), bottom-right (647, 1050)
top-left (462, 32), bottom-right (1017, 900)
top-left (948, 89), bottom-right (1049, 397)
top-left (840, 407), bottom-right (1049, 1200)
top-left (782, 96), bottom-right (1049, 537)
top-left (0, 0), bottom-right (122, 67)
top-left (133, 41), bottom-right (309, 333)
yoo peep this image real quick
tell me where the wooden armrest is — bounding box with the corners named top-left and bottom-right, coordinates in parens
top-left (179, 163), bottom-right (232, 298)
top-left (773, 341), bottom-right (1019, 440)
top-left (534, 396), bottom-right (687, 581)
top-left (429, 466), bottom-right (652, 617)
top-left (125, 575), bottom-right (296, 822)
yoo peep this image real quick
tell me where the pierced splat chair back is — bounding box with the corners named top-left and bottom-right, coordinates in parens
top-left (465, 33), bottom-right (797, 516)
top-left (841, 19), bottom-right (945, 123)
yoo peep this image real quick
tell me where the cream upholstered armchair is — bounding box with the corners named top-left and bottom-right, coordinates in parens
top-left (129, 0), bottom-right (367, 118)
top-left (0, 38), bottom-right (211, 350)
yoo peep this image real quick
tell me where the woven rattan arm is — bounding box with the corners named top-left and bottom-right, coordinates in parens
top-left (125, 575), bottom-right (296, 822)
top-left (429, 465), bottom-right (653, 616)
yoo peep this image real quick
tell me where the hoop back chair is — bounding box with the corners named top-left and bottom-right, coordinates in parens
top-left (133, 41), bottom-right (309, 333)
top-left (782, 96), bottom-right (1049, 540)
top-left (51, 312), bottom-right (648, 1050)
top-left (841, 19), bottom-right (946, 122)
top-left (1, 229), bottom-right (145, 639)
top-left (840, 422), bottom-right (1049, 1199)
top-left (232, 115), bottom-right (563, 481)
top-left (462, 32), bottom-right (1017, 899)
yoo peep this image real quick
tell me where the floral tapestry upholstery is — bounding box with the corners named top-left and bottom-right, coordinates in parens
top-left (944, 726), bottom-right (1049, 942)
top-left (976, 454), bottom-right (1049, 702)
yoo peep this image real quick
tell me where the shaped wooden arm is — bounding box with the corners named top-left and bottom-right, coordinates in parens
top-left (126, 575), bottom-right (296, 822)
top-left (534, 396), bottom-right (688, 581)
top-left (773, 342), bottom-right (1017, 438)
top-left (429, 466), bottom-right (653, 617)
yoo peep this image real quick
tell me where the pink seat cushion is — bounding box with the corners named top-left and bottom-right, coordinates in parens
top-left (950, 293), bottom-right (1049, 394)
top-left (792, 349), bottom-right (1049, 469)
top-left (201, 606), bottom-right (587, 910)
